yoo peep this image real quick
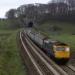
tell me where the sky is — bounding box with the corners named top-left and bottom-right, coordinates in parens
top-left (0, 0), bottom-right (51, 18)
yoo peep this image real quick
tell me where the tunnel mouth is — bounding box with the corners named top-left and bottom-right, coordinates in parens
top-left (28, 21), bottom-right (33, 27)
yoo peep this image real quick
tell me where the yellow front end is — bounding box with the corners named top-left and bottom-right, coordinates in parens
top-left (55, 51), bottom-right (70, 58)
top-left (54, 46), bottom-right (70, 59)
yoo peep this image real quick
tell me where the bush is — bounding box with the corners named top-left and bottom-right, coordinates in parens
top-left (49, 25), bottom-right (62, 32)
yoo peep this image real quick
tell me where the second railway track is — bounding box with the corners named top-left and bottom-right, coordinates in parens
top-left (61, 64), bottom-right (75, 75)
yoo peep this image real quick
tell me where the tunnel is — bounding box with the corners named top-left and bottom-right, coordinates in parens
top-left (28, 21), bottom-right (33, 27)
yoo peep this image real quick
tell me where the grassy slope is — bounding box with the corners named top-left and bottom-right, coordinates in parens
top-left (0, 20), bottom-right (10, 29)
top-left (37, 20), bottom-right (75, 52)
top-left (0, 20), bottom-right (27, 75)
top-left (0, 30), bottom-right (27, 75)
top-left (38, 20), bottom-right (75, 34)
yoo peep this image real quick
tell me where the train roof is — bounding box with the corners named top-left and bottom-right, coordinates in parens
top-left (30, 29), bottom-right (48, 39)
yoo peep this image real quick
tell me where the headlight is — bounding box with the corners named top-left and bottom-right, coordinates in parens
top-left (66, 48), bottom-right (70, 51)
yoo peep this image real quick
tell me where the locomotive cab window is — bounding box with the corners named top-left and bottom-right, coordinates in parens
top-left (55, 46), bottom-right (65, 51)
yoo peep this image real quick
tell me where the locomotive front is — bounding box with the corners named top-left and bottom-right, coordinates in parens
top-left (53, 42), bottom-right (70, 63)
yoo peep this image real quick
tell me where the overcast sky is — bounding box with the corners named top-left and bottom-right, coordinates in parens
top-left (0, 0), bottom-right (51, 18)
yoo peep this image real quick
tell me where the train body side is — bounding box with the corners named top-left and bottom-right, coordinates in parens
top-left (26, 29), bottom-right (45, 47)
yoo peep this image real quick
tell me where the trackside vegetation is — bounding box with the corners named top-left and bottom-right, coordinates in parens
top-left (0, 30), bottom-right (27, 75)
top-left (0, 18), bottom-right (28, 75)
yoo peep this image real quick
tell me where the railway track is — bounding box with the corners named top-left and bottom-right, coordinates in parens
top-left (20, 32), bottom-right (60, 75)
top-left (61, 65), bottom-right (75, 75)
top-left (20, 31), bottom-right (75, 75)
top-left (20, 32), bottom-right (43, 75)
top-left (67, 64), bottom-right (75, 72)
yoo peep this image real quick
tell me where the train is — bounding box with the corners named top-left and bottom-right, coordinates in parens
top-left (25, 28), bottom-right (70, 64)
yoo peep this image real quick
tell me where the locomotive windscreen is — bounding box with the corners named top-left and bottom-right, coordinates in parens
top-left (55, 46), bottom-right (70, 51)
top-left (56, 47), bottom-right (65, 51)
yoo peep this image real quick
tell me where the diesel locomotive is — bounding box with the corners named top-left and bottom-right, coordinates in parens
top-left (25, 29), bottom-right (70, 64)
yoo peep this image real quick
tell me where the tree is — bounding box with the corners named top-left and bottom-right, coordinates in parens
top-left (5, 9), bottom-right (17, 19)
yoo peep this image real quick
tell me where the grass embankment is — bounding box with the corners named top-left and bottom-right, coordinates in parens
top-left (37, 20), bottom-right (75, 52)
top-left (0, 30), bottom-right (27, 75)
top-left (0, 20), bottom-right (10, 29)
top-left (38, 20), bottom-right (75, 34)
